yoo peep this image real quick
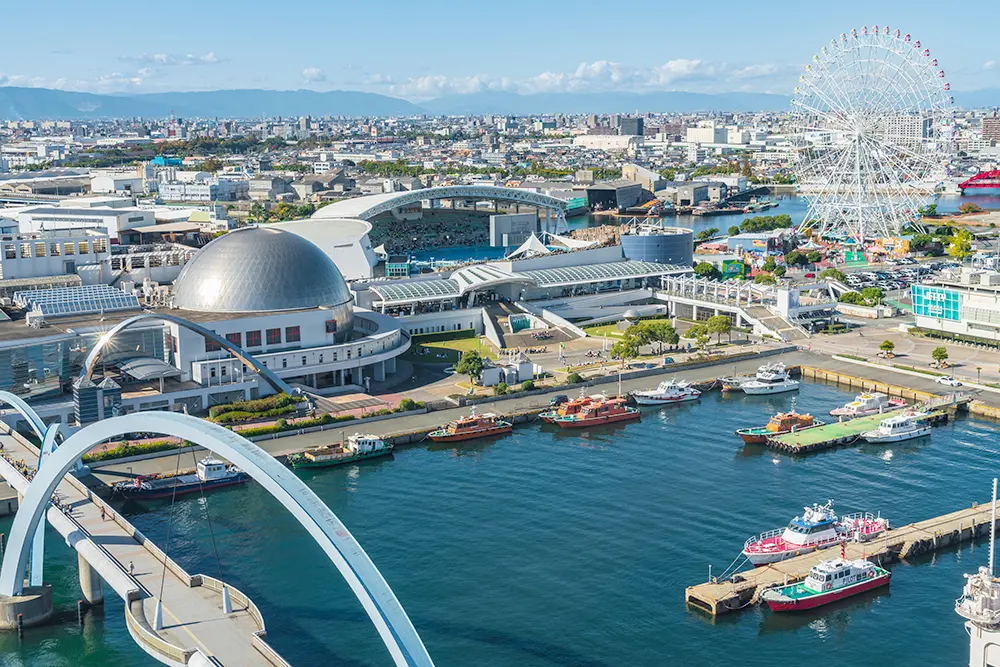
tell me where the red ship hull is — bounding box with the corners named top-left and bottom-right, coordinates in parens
top-left (765, 573), bottom-right (890, 612)
top-left (555, 410), bottom-right (640, 428)
top-left (427, 425), bottom-right (513, 442)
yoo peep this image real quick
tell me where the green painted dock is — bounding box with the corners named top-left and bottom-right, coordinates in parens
top-left (766, 408), bottom-right (948, 453)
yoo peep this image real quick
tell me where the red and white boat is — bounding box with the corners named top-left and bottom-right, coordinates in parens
top-left (761, 546), bottom-right (891, 612)
top-left (553, 396), bottom-right (640, 428)
top-left (742, 501), bottom-right (889, 566)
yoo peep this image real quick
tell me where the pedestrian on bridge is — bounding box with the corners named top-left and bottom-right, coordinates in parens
top-left (129, 560), bottom-right (134, 576)
top-left (100, 506), bottom-right (105, 521)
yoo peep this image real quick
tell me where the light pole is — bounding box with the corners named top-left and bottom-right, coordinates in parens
top-left (978, 366), bottom-right (983, 384)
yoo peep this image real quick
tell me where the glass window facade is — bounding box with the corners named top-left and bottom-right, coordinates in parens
top-left (225, 332), bottom-right (242, 347)
top-left (245, 330), bottom-right (262, 347)
top-left (285, 326), bottom-right (301, 343)
top-left (911, 285), bottom-right (961, 321)
top-left (266, 328), bottom-right (281, 345)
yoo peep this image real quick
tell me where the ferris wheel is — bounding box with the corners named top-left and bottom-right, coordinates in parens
top-left (790, 25), bottom-right (954, 241)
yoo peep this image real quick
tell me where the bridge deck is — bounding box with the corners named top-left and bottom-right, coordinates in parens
top-left (0, 432), bottom-right (278, 666)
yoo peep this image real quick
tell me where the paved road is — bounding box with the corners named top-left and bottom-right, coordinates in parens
top-left (0, 434), bottom-right (274, 666)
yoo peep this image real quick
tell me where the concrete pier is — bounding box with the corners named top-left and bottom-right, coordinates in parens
top-left (78, 552), bottom-right (104, 605)
top-left (0, 585), bottom-right (53, 629)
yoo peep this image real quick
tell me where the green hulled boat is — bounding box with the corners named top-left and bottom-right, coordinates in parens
top-left (287, 434), bottom-right (393, 469)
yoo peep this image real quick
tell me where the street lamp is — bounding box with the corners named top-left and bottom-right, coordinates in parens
top-left (978, 366), bottom-right (983, 384)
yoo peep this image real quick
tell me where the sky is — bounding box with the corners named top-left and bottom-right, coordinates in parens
top-left (1, 0), bottom-right (997, 99)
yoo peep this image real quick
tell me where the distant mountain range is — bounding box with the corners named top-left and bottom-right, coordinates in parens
top-left (0, 85), bottom-right (998, 120)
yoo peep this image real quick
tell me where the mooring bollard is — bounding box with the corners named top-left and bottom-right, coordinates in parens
top-left (0, 532), bottom-right (5, 558)
top-left (17, 613), bottom-right (23, 639)
top-left (78, 600), bottom-right (84, 626)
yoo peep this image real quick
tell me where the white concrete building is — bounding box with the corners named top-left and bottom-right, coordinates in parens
top-left (12, 205), bottom-right (155, 243)
top-left (0, 230), bottom-right (110, 280)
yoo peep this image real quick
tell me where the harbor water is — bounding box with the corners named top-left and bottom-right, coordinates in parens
top-left (0, 379), bottom-right (996, 666)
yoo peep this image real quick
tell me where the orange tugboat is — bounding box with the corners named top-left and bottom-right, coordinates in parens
top-left (539, 390), bottom-right (604, 424)
top-left (553, 396), bottom-right (640, 429)
top-left (735, 400), bottom-right (823, 445)
top-left (428, 407), bottom-right (513, 442)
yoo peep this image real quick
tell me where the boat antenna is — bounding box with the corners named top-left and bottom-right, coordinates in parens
top-left (990, 477), bottom-right (997, 578)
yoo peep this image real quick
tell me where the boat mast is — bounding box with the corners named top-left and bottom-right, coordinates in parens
top-left (991, 477), bottom-right (997, 578)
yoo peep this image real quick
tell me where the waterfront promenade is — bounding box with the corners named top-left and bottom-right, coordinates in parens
top-left (0, 432), bottom-right (279, 666)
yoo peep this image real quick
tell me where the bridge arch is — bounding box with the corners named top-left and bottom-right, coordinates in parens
top-left (0, 390), bottom-right (47, 443)
top-left (79, 313), bottom-right (294, 396)
top-left (313, 184), bottom-right (568, 221)
top-left (0, 412), bottom-right (433, 667)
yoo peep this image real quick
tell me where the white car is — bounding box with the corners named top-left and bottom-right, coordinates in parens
top-left (935, 376), bottom-right (962, 387)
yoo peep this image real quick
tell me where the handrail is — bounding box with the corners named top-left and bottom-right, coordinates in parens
top-left (196, 574), bottom-right (291, 667)
top-left (124, 590), bottom-right (195, 664)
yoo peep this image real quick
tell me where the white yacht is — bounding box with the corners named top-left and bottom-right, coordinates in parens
top-left (861, 412), bottom-right (931, 443)
top-left (830, 392), bottom-right (907, 417)
top-left (741, 362), bottom-right (800, 395)
top-left (632, 379), bottom-right (701, 405)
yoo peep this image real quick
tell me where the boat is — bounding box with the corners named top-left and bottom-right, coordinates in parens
top-left (539, 390), bottom-right (604, 423)
top-left (631, 379), bottom-right (701, 405)
top-left (113, 458), bottom-right (248, 499)
top-left (736, 401), bottom-right (824, 444)
top-left (428, 407), bottom-right (513, 442)
top-left (553, 396), bottom-right (640, 428)
top-left (742, 500), bottom-right (889, 566)
top-left (861, 412), bottom-right (932, 443)
top-left (741, 362), bottom-right (800, 395)
top-left (287, 434), bottom-right (392, 469)
top-left (830, 392), bottom-right (907, 418)
top-left (761, 550), bottom-right (891, 612)
top-left (718, 375), bottom-right (751, 392)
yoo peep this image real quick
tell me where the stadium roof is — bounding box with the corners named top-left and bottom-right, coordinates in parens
top-left (368, 260), bottom-right (690, 306)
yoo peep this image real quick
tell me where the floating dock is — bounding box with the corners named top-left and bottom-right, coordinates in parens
top-left (686, 500), bottom-right (1000, 616)
top-left (764, 407), bottom-right (949, 453)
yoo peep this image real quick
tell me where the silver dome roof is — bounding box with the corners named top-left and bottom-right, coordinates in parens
top-left (172, 227), bottom-right (353, 313)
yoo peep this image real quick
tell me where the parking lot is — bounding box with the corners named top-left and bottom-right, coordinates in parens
top-left (842, 260), bottom-right (959, 292)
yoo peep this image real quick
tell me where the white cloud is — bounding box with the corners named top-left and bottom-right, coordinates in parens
top-left (373, 59), bottom-right (794, 99)
top-left (120, 52), bottom-right (224, 67)
top-left (986, 60), bottom-right (997, 70)
top-left (302, 67), bottom-right (327, 83)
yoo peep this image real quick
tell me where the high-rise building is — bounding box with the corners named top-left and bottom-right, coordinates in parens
top-left (620, 118), bottom-right (644, 136)
top-left (983, 115), bottom-right (1000, 143)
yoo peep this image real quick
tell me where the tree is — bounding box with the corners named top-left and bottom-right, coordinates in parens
top-left (696, 227), bottom-right (719, 242)
top-left (456, 350), bottom-right (484, 384)
top-left (754, 273), bottom-right (776, 285)
top-left (819, 267), bottom-right (847, 282)
top-left (806, 250), bottom-right (822, 264)
top-left (248, 202), bottom-right (268, 225)
top-left (839, 291), bottom-right (862, 304)
top-left (520, 380), bottom-right (535, 392)
top-left (641, 321), bottom-right (679, 353)
top-left (728, 225), bottom-right (741, 236)
top-left (773, 266), bottom-right (787, 277)
top-left (917, 203), bottom-right (938, 217)
top-left (959, 202), bottom-right (983, 214)
top-left (947, 229), bottom-right (974, 260)
top-left (911, 233), bottom-right (933, 249)
top-left (784, 250), bottom-right (809, 266)
top-left (762, 256), bottom-right (777, 272)
top-left (879, 340), bottom-right (895, 357)
top-left (932, 345), bottom-right (949, 368)
top-left (566, 372), bottom-right (583, 384)
top-left (493, 382), bottom-right (509, 396)
top-left (610, 337), bottom-right (640, 370)
top-left (706, 315), bottom-right (732, 344)
top-left (694, 262), bottom-right (721, 280)
top-left (860, 287), bottom-right (884, 306)
top-left (685, 323), bottom-right (708, 340)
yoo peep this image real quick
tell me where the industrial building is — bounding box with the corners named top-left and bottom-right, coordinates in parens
top-left (620, 223), bottom-right (694, 266)
top-left (912, 268), bottom-right (1000, 343)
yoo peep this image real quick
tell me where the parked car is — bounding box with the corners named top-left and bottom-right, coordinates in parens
top-left (549, 394), bottom-right (569, 406)
top-left (804, 272), bottom-right (816, 278)
top-left (935, 376), bottom-right (963, 387)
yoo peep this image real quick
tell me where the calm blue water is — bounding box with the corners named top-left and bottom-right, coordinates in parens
top-left (1, 380), bottom-right (997, 666)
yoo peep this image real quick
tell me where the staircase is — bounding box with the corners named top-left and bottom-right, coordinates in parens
top-left (743, 305), bottom-right (810, 342)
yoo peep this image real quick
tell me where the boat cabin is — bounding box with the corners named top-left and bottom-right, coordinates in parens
top-left (196, 458), bottom-right (230, 482)
top-left (804, 559), bottom-right (877, 592)
top-left (781, 503), bottom-right (839, 546)
top-left (349, 434), bottom-right (384, 454)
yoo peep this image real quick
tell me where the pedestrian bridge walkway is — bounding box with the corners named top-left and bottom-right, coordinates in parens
top-left (0, 431), bottom-right (283, 666)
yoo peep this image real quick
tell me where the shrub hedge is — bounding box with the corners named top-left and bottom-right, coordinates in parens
top-left (82, 440), bottom-right (190, 463)
top-left (208, 393), bottom-right (304, 419)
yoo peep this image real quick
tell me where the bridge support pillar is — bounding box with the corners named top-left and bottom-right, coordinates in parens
top-left (0, 585), bottom-right (52, 629)
top-left (77, 553), bottom-right (104, 605)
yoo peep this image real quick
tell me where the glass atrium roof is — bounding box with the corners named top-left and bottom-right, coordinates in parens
top-left (13, 284), bottom-right (141, 318)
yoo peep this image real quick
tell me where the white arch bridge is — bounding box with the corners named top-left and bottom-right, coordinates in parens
top-left (0, 396), bottom-right (433, 667)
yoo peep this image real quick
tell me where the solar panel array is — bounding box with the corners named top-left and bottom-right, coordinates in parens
top-left (14, 284), bottom-right (141, 319)
top-left (369, 279), bottom-right (461, 304)
top-left (521, 261), bottom-right (689, 287)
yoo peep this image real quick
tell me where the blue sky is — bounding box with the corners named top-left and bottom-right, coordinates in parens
top-left (1, 0), bottom-right (997, 98)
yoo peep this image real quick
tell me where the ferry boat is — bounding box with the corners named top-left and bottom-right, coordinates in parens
top-left (741, 362), bottom-right (800, 395)
top-left (861, 412), bottom-right (932, 443)
top-left (428, 408), bottom-right (513, 442)
top-left (631, 379), bottom-right (701, 405)
top-left (830, 392), bottom-right (907, 418)
top-left (113, 458), bottom-right (248, 499)
top-left (539, 390), bottom-right (603, 423)
top-left (553, 396), bottom-right (640, 428)
top-left (742, 501), bottom-right (889, 566)
top-left (736, 403), bottom-right (824, 445)
top-left (287, 434), bottom-right (392, 469)
top-left (761, 550), bottom-right (891, 612)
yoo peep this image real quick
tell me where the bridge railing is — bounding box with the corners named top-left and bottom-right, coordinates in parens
top-left (125, 590), bottom-right (196, 664)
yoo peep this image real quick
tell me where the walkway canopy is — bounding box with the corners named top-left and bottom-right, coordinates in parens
top-left (313, 185), bottom-right (568, 221)
top-left (505, 234), bottom-right (551, 259)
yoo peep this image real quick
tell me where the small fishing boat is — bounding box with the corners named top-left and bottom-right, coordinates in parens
top-left (736, 401), bottom-right (824, 445)
top-left (539, 390), bottom-right (603, 423)
top-left (113, 458), bottom-right (248, 499)
top-left (830, 392), bottom-right (907, 418)
top-left (742, 501), bottom-right (889, 566)
top-left (553, 396), bottom-right (640, 428)
top-left (741, 362), bottom-right (800, 395)
top-left (861, 412), bottom-right (932, 443)
top-left (428, 407), bottom-right (513, 442)
top-left (632, 379), bottom-right (701, 405)
top-left (761, 548), bottom-right (891, 612)
top-left (287, 434), bottom-right (392, 469)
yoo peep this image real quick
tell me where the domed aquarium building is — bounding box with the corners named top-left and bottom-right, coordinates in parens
top-left (0, 227), bottom-right (409, 429)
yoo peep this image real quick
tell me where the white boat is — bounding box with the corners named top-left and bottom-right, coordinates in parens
top-left (830, 392), bottom-right (907, 417)
top-left (632, 379), bottom-right (701, 405)
top-left (861, 412), bottom-right (931, 443)
top-left (741, 362), bottom-right (800, 395)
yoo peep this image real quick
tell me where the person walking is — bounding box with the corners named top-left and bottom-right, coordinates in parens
top-left (100, 506), bottom-right (106, 521)
top-left (129, 561), bottom-right (135, 576)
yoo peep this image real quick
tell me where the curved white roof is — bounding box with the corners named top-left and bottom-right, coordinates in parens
top-left (312, 185), bottom-right (568, 221)
top-left (272, 217), bottom-right (377, 281)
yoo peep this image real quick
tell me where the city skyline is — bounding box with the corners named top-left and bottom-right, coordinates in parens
top-left (3, 0), bottom-right (999, 99)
